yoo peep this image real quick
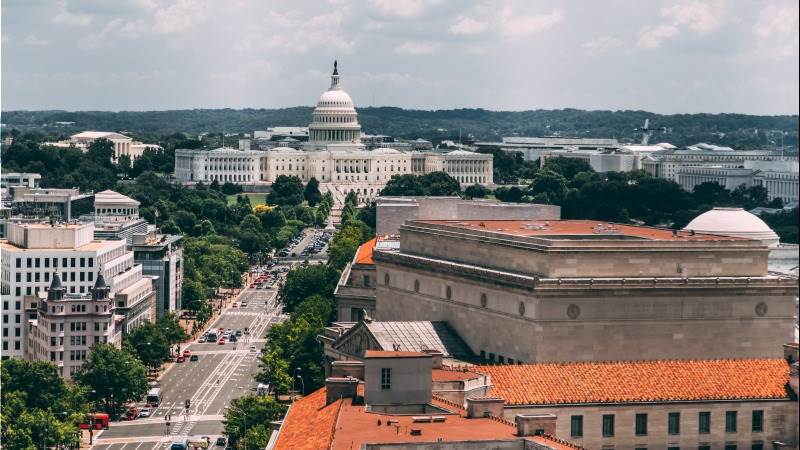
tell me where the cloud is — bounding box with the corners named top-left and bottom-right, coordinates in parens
top-left (581, 36), bottom-right (623, 52)
top-left (448, 16), bottom-right (490, 36)
top-left (51, 0), bottom-right (94, 27)
top-left (152, 0), bottom-right (208, 34)
top-left (636, 24), bottom-right (679, 50)
top-left (232, 8), bottom-right (356, 55)
top-left (497, 8), bottom-right (563, 40)
top-left (367, 0), bottom-right (442, 19)
top-left (395, 41), bottom-right (440, 55)
top-left (661, 1), bottom-right (723, 34)
top-left (22, 35), bottom-right (50, 47)
top-left (753, 3), bottom-right (799, 39)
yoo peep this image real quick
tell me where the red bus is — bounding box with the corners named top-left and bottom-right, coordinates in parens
top-left (79, 413), bottom-right (110, 430)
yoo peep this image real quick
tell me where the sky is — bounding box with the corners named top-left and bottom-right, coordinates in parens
top-left (1, 0), bottom-right (798, 114)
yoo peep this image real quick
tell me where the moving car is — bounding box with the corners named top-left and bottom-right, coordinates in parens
top-left (249, 344), bottom-right (257, 352)
top-left (218, 339), bottom-right (226, 345)
top-left (189, 355), bottom-right (199, 362)
top-left (215, 437), bottom-right (226, 446)
top-left (176, 356), bottom-right (185, 363)
top-left (139, 408), bottom-right (151, 418)
top-left (123, 407), bottom-right (140, 420)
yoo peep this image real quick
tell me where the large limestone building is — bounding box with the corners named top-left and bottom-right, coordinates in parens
top-left (174, 62), bottom-right (493, 200)
top-left (372, 219), bottom-right (797, 363)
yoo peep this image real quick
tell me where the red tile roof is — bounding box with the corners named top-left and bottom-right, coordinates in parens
top-left (364, 350), bottom-right (430, 358)
top-left (273, 388), bottom-right (340, 450)
top-left (475, 358), bottom-right (790, 405)
top-left (432, 368), bottom-right (484, 382)
top-left (419, 219), bottom-right (743, 241)
top-left (354, 237), bottom-right (377, 265)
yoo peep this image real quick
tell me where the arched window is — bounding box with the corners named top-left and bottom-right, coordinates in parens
top-left (445, 285), bottom-right (452, 300)
top-left (414, 279), bottom-right (420, 292)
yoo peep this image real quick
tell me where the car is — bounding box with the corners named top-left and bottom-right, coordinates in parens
top-left (176, 356), bottom-right (185, 363)
top-left (182, 350), bottom-right (191, 357)
top-left (198, 337), bottom-right (206, 343)
top-left (218, 339), bottom-right (226, 345)
top-left (139, 408), bottom-right (151, 418)
top-left (241, 302), bottom-right (248, 307)
top-left (232, 303), bottom-right (238, 308)
top-left (189, 355), bottom-right (199, 362)
top-left (249, 344), bottom-right (257, 352)
top-left (216, 437), bottom-right (226, 446)
top-left (123, 407), bottom-right (140, 420)
top-left (235, 330), bottom-right (242, 336)
top-left (229, 336), bottom-right (238, 342)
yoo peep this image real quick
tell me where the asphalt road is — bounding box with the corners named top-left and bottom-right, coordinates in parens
top-left (92, 287), bottom-right (285, 450)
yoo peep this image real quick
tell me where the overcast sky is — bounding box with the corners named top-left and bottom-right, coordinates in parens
top-left (2, 0), bottom-right (798, 114)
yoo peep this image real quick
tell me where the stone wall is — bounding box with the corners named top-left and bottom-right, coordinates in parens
top-left (501, 401), bottom-right (798, 450)
top-left (374, 255), bottom-right (796, 362)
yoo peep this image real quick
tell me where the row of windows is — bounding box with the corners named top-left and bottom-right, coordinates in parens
top-left (15, 257), bottom-right (94, 269)
top-left (2, 327), bottom-right (22, 337)
top-left (2, 341), bottom-right (21, 351)
top-left (16, 271), bottom-right (95, 283)
top-left (570, 411), bottom-right (764, 439)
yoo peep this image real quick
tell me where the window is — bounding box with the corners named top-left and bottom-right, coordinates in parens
top-left (363, 275), bottom-right (370, 287)
top-left (384, 273), bottom-right (390, 285)
top-left (16, 258), bottom-right (21, 268)
top-left (570, 415), bottom-right (583, 438)
top-left (667, 447), bottom-right (680, 450)
top-left (668, 412), bottom-right (680, 435)
top-left (699, 412), bottom-right (710, 434)
top-left (751, 410), bottom-right (763, 432)
top-left (699, 446), bottom-right (711, 450)
top-left (725, 445), bottom-right (737, 450)
top-left (380, 368), bottom-right (391, 390)
top-left (602, 414), bottom-right (615, 437)
top-left (752, 444), bottom-right (764, 450)
top-left (725, 411), bottom-right (737, 433)
top-left (635, 414), bottom-right (648, 436)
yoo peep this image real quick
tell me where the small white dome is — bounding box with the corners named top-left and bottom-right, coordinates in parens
top-left (683, 207), bottom-right (779, 247)
top-left (372, 148), bottom-right (400, 154)
top-left (317, 89), bottom-right (354, 108)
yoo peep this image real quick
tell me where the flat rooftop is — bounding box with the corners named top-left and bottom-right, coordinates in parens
top-left (416, 219), bottom-right (743, 242)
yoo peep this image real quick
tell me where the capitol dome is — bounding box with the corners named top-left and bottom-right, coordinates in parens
top-left (683, 207), bottom-right (780, 247)
top-left (308, 60), bottom-right (362, 144)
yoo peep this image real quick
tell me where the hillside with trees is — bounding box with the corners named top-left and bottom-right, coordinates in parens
top-left (3, 108), bottom-right (797, 150)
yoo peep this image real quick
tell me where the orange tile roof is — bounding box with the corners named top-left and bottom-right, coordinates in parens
top-left (475, 358), bottom-right (790, 405)
top-left (354, 237), bottom-right (377, 265)
top-left (364, 350), bottom-right (430, 358)
top-left (419, 219), bottom-right (743, 241)
top-left (432, 368), bottom-right (484, 382)
top-left (273, 388), bottom-right (340, 450)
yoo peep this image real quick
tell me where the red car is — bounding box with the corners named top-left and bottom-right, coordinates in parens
top-left (122, 408), bottom-right (140, 420)
top-left (176, 356), bottom-right (185, 363)
top-left (182, 350), bottom-right (191, 357)
top-left (218, 339), bottom-right (226, 345)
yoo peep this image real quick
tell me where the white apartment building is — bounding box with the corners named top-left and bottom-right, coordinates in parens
top-left (1, 221), bottom-right (155, 358)
top-left (174, 62), bottom-right (493, 199)
top-left (25, 272), bottom-right (123, 379)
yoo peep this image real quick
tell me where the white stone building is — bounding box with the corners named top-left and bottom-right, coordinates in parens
top-left (174, 62), bottom-right (493, 200)
top-left (1, 221), bottom-right (155, 358)
top-left (44, 131), bottom-right (162, 162)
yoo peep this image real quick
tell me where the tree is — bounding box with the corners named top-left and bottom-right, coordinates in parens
top-left (419, 171), bottom-right (462, 196)
top-left (528, 169), bottom-right (569, 204)
top-left (223, 395), bottom-right (287, 449)
top-left (380, 174), bottom-right (425, 196)
top-left (256, 349), bottom-right (292, 400)
top-left (157, 313), bottom-right (188, 345)
top-left (328, 220), bottom-right (370, 270)
top-left (493, 186), bottom-right (524, 203)
top-left (279, 264), bottom-right (340, 312)
top-left (303, 177), bottom-right (322, 207)
top-left (692, 181), bottom-right (730, 206)
top-left (464, 184), bottom-right (491, 199)
top-left (117, 154), bottom-right (132, 177)
top-left (222, 182), bottom-right (243, 195)
top-left (268, 175), bottom-right (304, 206)
top-left (543, 157), bottom-right (593, 180)
top-left (124, 322), bottom-right (171, 370)
top-left (74, 344), bottom-right (147, 418)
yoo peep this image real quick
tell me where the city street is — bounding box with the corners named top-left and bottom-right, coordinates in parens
top-left (91, 287), bottom-right (285, 449)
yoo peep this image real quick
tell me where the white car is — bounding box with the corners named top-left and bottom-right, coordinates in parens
top-left (249, 345), bottom-right (257, 352)
top-left (139, 408), bottom-right (151, 418)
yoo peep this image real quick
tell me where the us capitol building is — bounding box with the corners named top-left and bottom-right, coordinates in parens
top-left (174, 62), bottom-right (493, 199)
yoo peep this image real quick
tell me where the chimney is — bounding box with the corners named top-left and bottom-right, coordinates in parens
top-left (466, 397), bottom-right (504, 419)
top-left (516, 414), bottom-right (557, 437)
top-left (422, 349), bottom-right (443, 369)
top-left (331, 360), bottom-right (365, 380)
top-left (325, 376), bottom-right (359, 405)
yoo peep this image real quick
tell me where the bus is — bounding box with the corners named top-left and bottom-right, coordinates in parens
top-left (170, 438), bottom-right (188, 450)
top-left (146, 387), bottom-right (162, 406)
top-left (79, 413), bottom-right (109, 430)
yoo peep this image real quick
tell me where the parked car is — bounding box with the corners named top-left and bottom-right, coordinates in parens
top-left (182, 350), bottom-right (191, 357)
top-left (215, 437), bottom-right (226, 446)
top-left (123, 407), bottom-right (140, 420)
top-left (218, 339), bottom-right (226, 345)
top-left (189, 355), bottom-right (199, 362)
top-left (176, 356), bottom-right (185, 363)
top-left (139, 408), bottom-right (151, 418)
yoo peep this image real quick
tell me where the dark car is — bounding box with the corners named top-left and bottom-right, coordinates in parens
top-left (216, 437), bottom-right (226, 446)
top-left (189, 355), bottom-right (199, 362)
